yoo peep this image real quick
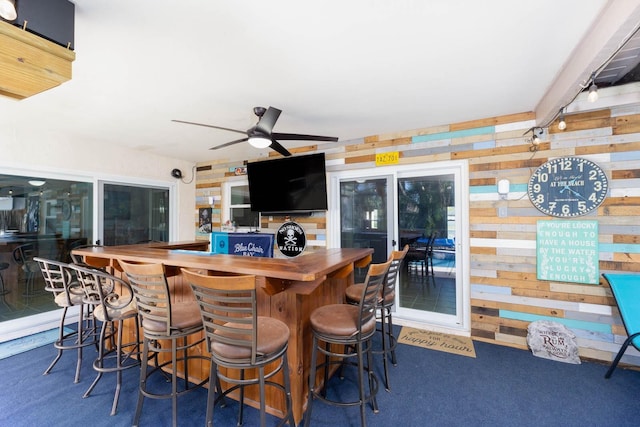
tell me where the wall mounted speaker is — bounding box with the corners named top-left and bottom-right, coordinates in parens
top-left (14, 0), bottom-right (75, 49)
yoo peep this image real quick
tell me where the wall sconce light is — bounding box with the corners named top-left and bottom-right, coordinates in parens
top-left (498, 179), bottom-right (510, 199)
top-left (0, 0), bottom-right (17, 21)
top-left (557, 109), bottom-right (567, 131)
top-left (587, 73), bottom-right (599, 103)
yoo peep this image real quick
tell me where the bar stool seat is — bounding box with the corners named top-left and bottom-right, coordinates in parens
top-left (311, 304), bottom-right (376, 338)
top-left (304, 258), bottom-right (391, 427)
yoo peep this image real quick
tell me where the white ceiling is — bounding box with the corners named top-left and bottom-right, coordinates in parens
top-left (1, 0), bottom-right (631, 163)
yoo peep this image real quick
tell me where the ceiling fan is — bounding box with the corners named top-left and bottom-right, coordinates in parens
top-left (172, 106), bottom-right (338, 157)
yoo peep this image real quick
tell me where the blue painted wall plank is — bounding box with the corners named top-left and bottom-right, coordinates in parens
top-left (600, 243), bottom-right (640, 254)
top-left (471, 284), bottom-right (512, 295)
top-left (412, 125), bottom-right (495, 143)
top-left (500, 310), bottom-right (611, 333)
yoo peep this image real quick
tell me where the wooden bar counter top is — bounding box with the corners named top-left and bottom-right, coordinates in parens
top-left (72, 241), bottom-right (373, 424)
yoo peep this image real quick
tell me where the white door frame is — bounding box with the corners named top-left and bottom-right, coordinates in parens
top-left (328, 160), bottom-right (470, 334)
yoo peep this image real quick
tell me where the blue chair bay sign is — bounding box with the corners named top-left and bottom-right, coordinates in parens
top-left (210, 232), bottom-right (274, 257)
top-left (277, 222), bottom-right (307, 257)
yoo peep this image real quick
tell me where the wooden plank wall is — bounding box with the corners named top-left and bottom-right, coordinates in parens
top-left (195, 104), bottom-right (640, 368)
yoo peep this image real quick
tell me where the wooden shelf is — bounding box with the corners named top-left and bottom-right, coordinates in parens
top-left (0, 21), bottom-right (75, 99)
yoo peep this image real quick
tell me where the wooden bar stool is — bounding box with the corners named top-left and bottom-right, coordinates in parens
top-left (182, 268), bottom-right (295, 427)
top-left (345, 245), bottom-right (408, 391)
top-left (304, 258), bottom-right (391, 427)
top-left (119, 260), bottom-right (210, 427)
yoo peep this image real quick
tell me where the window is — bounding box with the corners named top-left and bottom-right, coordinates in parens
top-left (226, 181), bottom-right (260, 229)
top-left (102, 183), bottom-right (169, 245)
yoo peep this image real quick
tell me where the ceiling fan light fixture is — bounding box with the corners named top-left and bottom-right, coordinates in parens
top-left (248, 136), bottom-right (272, 149)
top-left (28, 180), bottom-right (46, 187)
top-left (0, 0), bottom-right (17, 20)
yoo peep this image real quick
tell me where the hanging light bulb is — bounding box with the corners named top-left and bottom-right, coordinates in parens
top-left (587, 74), bottom-right (599, 102)
top-left (558, 109), bottom-right (567, 131)
top-left (0, 0), bottom-right (17, 21)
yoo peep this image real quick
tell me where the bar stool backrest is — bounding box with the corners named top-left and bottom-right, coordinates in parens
top-left (70, 263), bottom-right (135, 323)
top-left (182, 270), bottom-right (259, 365)
top-left (34, 257), bottom-right (82, 307)
top-left (119, 260), bottom-right (173, 337)
top-left (382, 245), bottom-right (409, 303)
top-left (358, 258), bottom-right (392, 339)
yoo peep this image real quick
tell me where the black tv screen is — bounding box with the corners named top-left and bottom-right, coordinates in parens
top-left (247, 153), bottom-right (328, 213)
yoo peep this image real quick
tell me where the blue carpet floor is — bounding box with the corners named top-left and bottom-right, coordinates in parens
top-left (0, 326), bottom-right (638, 427)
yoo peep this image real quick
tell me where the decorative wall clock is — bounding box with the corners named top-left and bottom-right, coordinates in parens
top-left (527, 156), bottom-right (608, 217)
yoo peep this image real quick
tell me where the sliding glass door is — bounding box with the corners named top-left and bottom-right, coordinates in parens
top-left (0, 173), bottom-right (93, 335)
top-left (330, 161), bottom-right (469, 332)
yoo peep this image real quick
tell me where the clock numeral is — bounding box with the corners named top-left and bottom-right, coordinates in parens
top-left (562, 204), bottom-right (570, 215)
top-left (578, 201), bottom-right (586, 211)
top-left (548, 202), bottom-right (556, 211)
top-left (532, 183), bottom-right (541, 193)
top-left (588, 193), bottom-right (597, 203)
top-left (588, 169), bottom-right (598, 180)
top-left (593, 181), bottom-right (603, 191)
top-left (535, 194), bottom-right (545, 204)
top-left (536, 172), bottom-right (549, 183)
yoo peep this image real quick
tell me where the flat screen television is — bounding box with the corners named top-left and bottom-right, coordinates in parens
top-left (247, 153), bottom-right (328, 213)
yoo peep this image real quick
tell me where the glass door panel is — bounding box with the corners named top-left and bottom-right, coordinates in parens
top-left (397, 174), bottom-right (456, 315)
top-left (0, 174), bottom-right (93, 327)
top-left (339, 177), bottom-right (394, 280)
top-left (101, 183), bottom-right (169, 245)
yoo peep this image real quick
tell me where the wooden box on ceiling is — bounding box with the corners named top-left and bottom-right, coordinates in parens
top-left (0, 20), bottom-right (75, 100)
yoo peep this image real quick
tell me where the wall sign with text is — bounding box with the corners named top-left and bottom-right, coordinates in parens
top-left (375, 151), bottom-right (399, 166)
top-left (536, 220), bottom-right (599, 285)
top-left (276, 221), bottom-right (306, 257)
top-left (210, 232), bottom-right (274, 257)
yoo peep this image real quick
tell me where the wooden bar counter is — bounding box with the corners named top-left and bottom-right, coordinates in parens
top-left (72, 242), bottom-right (373, 424)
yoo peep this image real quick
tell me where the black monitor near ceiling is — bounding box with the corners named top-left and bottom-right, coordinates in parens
top-left (13, 0), bottom-right (75, 50)
top-left (247, 153), bottom-right (328, 214)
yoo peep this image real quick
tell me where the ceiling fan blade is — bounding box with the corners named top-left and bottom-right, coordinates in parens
top-left (172, 119), bottom-right (247, 135)
top-left (271, 132), bottom-right (338, 142)
top-left (209, 137), bottom-right (248, 150)
top-left (270, 140), bottom-right (292, 157)
top-left (255, 107), bottom-right (282, 134)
